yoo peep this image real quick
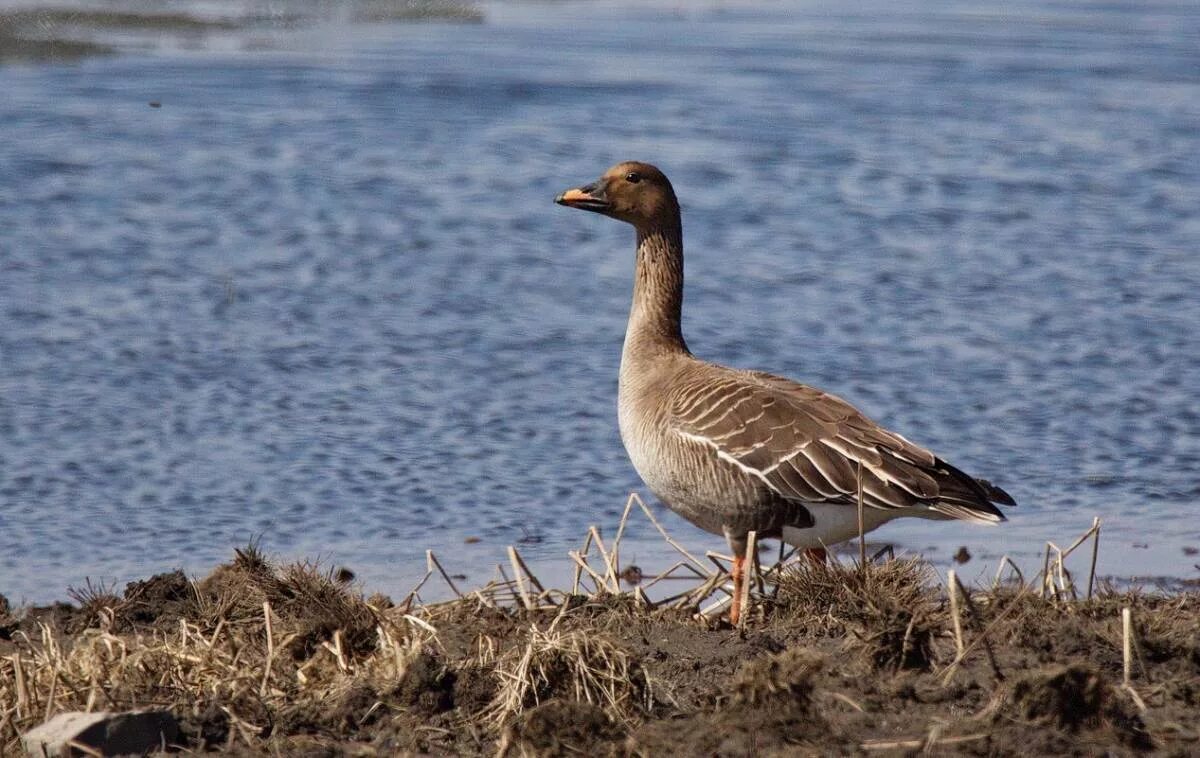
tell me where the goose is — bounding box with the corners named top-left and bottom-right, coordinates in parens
top-left (555, 161), bottom-right (1015, 624)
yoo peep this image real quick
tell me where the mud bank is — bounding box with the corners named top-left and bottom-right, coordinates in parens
top-left (2, 543), bottom-right (1198, 756)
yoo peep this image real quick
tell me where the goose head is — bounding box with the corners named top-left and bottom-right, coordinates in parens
top-left (555, 161), bottom-right (679, 229)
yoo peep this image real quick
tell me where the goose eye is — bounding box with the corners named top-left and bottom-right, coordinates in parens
top-left (625, 172), bottom-right (642, 184)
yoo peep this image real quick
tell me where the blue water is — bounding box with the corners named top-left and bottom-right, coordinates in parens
top-left (2, 1), bottom-right (1199, 603)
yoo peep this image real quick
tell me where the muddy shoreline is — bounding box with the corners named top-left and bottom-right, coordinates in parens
top-left (2, 545), bottom-right (1197, 756)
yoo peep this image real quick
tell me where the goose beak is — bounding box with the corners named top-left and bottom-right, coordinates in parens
top-left (555, 182), bottom-right (610, 213)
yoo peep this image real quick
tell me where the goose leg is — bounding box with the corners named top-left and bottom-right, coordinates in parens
top-left (803, 547), bottom-right (827, 564)
top-left (725, 530), bottom-right (748, 625)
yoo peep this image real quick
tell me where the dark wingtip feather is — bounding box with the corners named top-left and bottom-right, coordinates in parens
top-left (974, 477), bottom-right (1017, 507)
top-left (929, 458), bottom-right (1016, 523)
top-left (933, 500), bottom-right (1006, 523)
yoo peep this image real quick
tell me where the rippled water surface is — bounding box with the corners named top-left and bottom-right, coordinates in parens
top-left (3, 1), bottom-right (1199, 602)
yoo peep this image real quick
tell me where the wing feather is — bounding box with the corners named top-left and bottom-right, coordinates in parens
top-left (787, 448), bottom-right (843, 499)
top-left (774, 458), bottom-right (827, 501)
top-left (668, 367), bottom-right (1014, 521)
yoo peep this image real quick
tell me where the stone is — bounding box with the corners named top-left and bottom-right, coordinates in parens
top-left (21, 710), bottom-right (178, 757)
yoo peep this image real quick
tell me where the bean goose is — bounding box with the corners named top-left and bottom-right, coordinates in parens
top-left (555, 161), bottom-right (1015, 624)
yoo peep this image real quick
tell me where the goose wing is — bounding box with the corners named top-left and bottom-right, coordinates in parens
top-left (669, 369), bottom-right (1013, 522)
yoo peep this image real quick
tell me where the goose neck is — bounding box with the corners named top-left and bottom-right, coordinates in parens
top-left (624, 222), bottom-right (688, 361)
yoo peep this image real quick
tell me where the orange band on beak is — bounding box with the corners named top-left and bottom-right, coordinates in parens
top-left (558, 188), bottom-right (595, 203)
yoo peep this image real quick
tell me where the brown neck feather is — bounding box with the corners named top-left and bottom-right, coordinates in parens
top-left (626, 218), bottom-right (689, 358)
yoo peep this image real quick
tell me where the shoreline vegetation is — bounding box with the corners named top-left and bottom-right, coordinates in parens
top-left (0, 1), bottom-right (482, 64)
top-left (2, 499), bottom-right (1198, 755)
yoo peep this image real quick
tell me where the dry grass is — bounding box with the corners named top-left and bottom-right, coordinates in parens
top-left (0, 547), bottom-right (433, 753)
top-left (2, 509), bottom-right (1197, 755)
top-left (0, 533), bottom-right (656, 753)
top-left (776, 555), bottom-right (943, 671)
top-left (775, 555), bottom-right (934, 622)
top-left (483, 624), bottom-right (653, 729)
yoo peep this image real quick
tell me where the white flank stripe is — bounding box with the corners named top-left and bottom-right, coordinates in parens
top-left (794, 448), bottom-right (843, 498)
top-left (675, 430), bottom-right (785, 496)
top-left (759, 448), bottom-right (802, 475)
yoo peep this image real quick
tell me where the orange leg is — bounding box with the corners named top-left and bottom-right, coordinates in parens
top-left (803, 547), bottom-right (828, 564)
top-left (729, 553), bottom-right (745, 625)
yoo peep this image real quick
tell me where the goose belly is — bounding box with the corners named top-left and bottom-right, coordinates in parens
top-left (618, 410), bottom-right (778, 537)
top-left (780, 504), bottom-right (937, 549)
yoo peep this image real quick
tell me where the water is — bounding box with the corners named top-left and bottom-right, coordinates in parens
top-left (2, 1), bottom-right (1198, 603)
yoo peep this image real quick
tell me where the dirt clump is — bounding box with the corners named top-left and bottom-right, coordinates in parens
top-left (856, 602), bottom-right (937, 672)
top-left (191, 544), bottom-right (380, 661)
top-left (321, 683), bottom-right (384, 732)
top-left (777, 556), bottom-right (939, 670)
top-left (1002, 664), bottom-right (1153, 750)
top-left (176, 703), bottom-right (231, 751)
top-left (0, 595), bottom-right (17, 642)
top-left (500, 700), bottom-right (625, 756)
top-left (121, 569), bottom-right (194, 625)
top-left (628, 647), bottom-right (829, 757)
top-left (394, 650), bottom-right (457, 714)
top-left (1008, 663), bottom-right (1108, 729)
top-left (62, 579), bottom-right (123, 632)
top-left (730, 647), bottom-right (822, 707)
top-left (453, 664), bottom-right (499, 714)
